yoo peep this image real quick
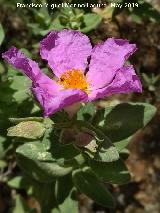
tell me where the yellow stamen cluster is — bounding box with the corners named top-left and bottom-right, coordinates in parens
top-left (58, 69), bottom-right (90, 93)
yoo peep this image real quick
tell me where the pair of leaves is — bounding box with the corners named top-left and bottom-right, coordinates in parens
top-left (7, 119), bottom-right (83, 182)
top-left (76, 102), bottom-right (156, 163)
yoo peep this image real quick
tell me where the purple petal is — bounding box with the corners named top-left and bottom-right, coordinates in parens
top-left (87, 38), bottom-right (137, 90)
top-left (32, 87), bottom-right (87, 117)
top-left (87, 66), bottom-right (142, 101)
top-left (40, 30), bottom-right (92, 77)
top-left (2, 47), bottom-right (61, 95)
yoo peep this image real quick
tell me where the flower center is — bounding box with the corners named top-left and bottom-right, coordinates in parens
top-left (58, 69), bottom-right (90, 92)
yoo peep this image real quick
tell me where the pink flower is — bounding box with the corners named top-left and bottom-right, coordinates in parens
top-left (2, 30), bottom-right (142, 117)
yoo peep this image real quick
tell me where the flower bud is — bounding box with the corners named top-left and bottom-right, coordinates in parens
top-left (59, 128), bottom-right (76, 144)
top-left (75, 132), bottom-right (94, 147)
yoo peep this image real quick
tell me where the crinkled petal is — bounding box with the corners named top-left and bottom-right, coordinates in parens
top-left (2, 47), bottom-right (61, 95)
top-left (87, 38), bottom-right (137, 90)
top-left (40, 29), bottom-right (92, 77)
top-left (87, 66), bottom-right (142, 101)
top-left (32, 87), bottom-right (87, 117)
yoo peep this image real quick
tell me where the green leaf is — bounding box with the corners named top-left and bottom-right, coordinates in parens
top-left (49, 141), bottom-right (80, 162)
top-left (0, 81), bottom-right (15, 104)
top-left (0, 136), bottom-right (7, 159)
top-left (13, 90), bottom-right (30, 104)
top-left (7, 121), bottom-right (45, 139)
top-left (95, 103), bottom-right (156, 142)
top-left (0, 160), bottom-right (7, 169)
top-left (89, 159), bottom-right (130, 185)
top-left (72, 167), bottom-right (115, 208)
top-left (55, 175), bottom-right (78, 213)
top-left (12, 195), bottom-right (30, 213)
top-left (33, 182), bottom-right (56, 212)
top-left (0, 62), bottom-right (5, 74)
top-left (77, 103), bottom-right (96, 121)
top-left (55, 175), bottom-right (73, 204)
top-left (81, 13), bottom-right (102, 33)
top-left (51, 16), bottom-right (65, 31)
top-left (9, 76), bottom-right (31, 104)
top-left (130, 14), bottom-right (143, 24)
top-left (130, 1), bottom-right (160, 22)
top-left (9, 117), bottom-right (44, 124)
top-left (0, 24), bottom-right (4, 45)
top-left (101, 6), bottom-right (114, 19)
top-left (7, 176), bottom-right (30, 190)
top-left (57, 189), bottom-right (78, 213)
top-left (16, 142), bottom-right (73, 182)
top-left (10, 76), bottom-right (31, 91)
top-left (114, 138), bottom-right (131, 152)
top-left (51, 209), bottom-right (60, 213)
top-left (94, 139), bottom-right (119, 163)
top-left (44, 130), bottom-right (81, 162)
